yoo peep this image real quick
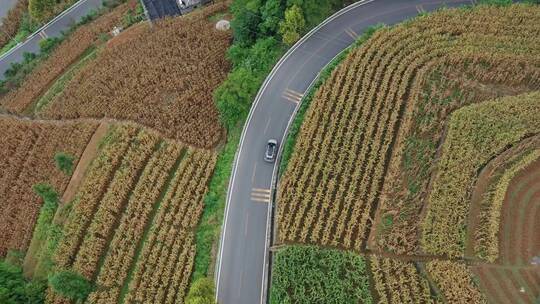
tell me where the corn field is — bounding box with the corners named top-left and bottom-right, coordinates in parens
top-left (0, 116), bottom-right (96, 256)
top-left (49, 124), bottom-right (217, 304)
top-left (277, 4), bottom-right (540, 256)
top-left (370, 257), bottom-right (434, 304)
top-left (426, 261), bottom-right (487, 304)
top-left (421, 92), bottom-right (540, 257)
top-left (40, 2), bottom-right (231, 148)
top-left (0, 1), bottom-right (135, 112)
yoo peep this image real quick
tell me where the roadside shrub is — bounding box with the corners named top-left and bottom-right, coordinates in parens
top-left (279, 4), bottom-right (305, 45)
top-left (186, 278), bottom-right (216, 304)
top-left (54, 152), bottom-right (74, 175)
top-left (48, 270), bottom-right (93, 301)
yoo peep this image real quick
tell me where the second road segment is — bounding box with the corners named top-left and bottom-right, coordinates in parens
top-left (215, 0), bottom-right (472, 303)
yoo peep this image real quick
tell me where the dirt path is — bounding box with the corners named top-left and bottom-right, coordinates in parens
top-left (60, 122), bottom-right (110, 205)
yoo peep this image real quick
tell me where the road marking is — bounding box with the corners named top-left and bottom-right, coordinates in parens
top-left (245, 213), bottom-right (249, 236)
top-left (215, 1), bottom-right (378, 302)
top-left (416, 5), bottom-right (426, 13)
top-left (251, 163), bottom-right (257, 183)
top-left (345, 27), bottom-right (358, 39)
top-left (39, 31), bottom-right (48, 39)
top-left (264, 117), bottom-right (271, 134)
top-left (251, 188), bottom-right (271, 203)
top-left (282, 88), bottom-right (304, 104)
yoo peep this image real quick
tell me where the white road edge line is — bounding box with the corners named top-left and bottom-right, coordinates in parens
top-left (214, 0), bottom-right (375, 303)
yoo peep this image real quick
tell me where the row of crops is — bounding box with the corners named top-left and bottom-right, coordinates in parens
top-left (278, 3), bottom-right (540, 255)
top-left (0, 117), bottom-right (97, 257)
top-left (271, 245), bottom-right (489, 304)
top-left (45, 124), bottom-right (217, 303)
top-left (274, 3), bottom-right (540, 303)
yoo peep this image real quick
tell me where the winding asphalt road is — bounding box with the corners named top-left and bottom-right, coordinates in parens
top-left (0, 0), bottom-right (103, 79)
top-left (215, 0), bottom-right (473, 303)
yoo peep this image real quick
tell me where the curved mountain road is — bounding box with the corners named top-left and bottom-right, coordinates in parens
top-left (0, 0), bottom-right (104, 79)
top-left (215, 0), bottom-right (472, 303)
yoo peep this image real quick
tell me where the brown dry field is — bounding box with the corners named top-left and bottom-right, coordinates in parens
top-left (0, 116), bottom-right (97, 256)
top-left (39, 2), bottom-right (231, 149)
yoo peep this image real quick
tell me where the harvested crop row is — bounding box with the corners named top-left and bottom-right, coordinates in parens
top-left (89, 143), bottom-right (184, 304)
top-left (0, 1), bottom-right (135, 112)
top-left (473, 145), bottom-right (540, 262)
top-left (421, 92), bottom-right (540, 257)
top-left (473, 265), bottom-right (540, 304)
top-left (54, 124), bottom-right (138, 268)
top-left (40, 2), bottom-right (231, 148)
top-left (370, 257), bottom-right (434, 304)
top-left (426, 261), bottom-right (487, 304)
top-left (499, 155), bottom-right (540, 266)
top-left (51, 124), bottom-right (217, 303)
top-left (0, 116), bottom-right (96, 256)
top-left (122, 149), bottom-right (217, 304)
top-left (72, 130), bottom-right (160, 279)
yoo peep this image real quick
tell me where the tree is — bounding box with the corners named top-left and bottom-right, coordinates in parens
top-left (0, 261), bottom-right (46, 304)
top-left (54, 152), bottom-right (74, 175)
top-left (279, 5), bottom-right (306, 45)
top-left (230, 0), bottom-right (263, 45)
top-left (48, 270), bottom-right (93, 301)
top-left (259, 0), bottom-right (286, 36)
top-left (186, 278), bottom-right (215, 304)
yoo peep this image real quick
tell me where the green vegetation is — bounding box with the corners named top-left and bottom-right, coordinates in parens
top-left (193, 126), bottom-right (240, 280)
top-left (48, 270), bottom-right (93, 301)
top-left (0, 261), bottom-right (46, 304)
top-left (54, 152), bottom-right (75, 175)
top-left (122, 2), bottom-right (145, 27)
top-left (0, 37), bottom-right (61, 94)
top-left (30, 184), bottom-right (63, 279)
top-left (216, 0), bottom-right (350, 130)
top-left (279, 5), bottom-right (305, 45)
top-left (186, 277), bottom-right (216, 304)
top-left (270, 245), bottom-right (372, 304)
top-left (32, 184), bottom-right (60, 242)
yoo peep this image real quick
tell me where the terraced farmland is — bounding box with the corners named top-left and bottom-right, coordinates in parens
top-left (46, 124), bottom-right (217, 303)
top-left (0, 116), bottom-right (97, 256)
top-left (274, 3), bottom-right (540, 304)
top-left (39, 2), bottom-right (231, 148)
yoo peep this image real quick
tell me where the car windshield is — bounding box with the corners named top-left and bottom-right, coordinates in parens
top-left (267, 143), bottom-right (276, 155)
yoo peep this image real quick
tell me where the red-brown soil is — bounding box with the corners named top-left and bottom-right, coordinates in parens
top-left (473, 156), bottom-right (540, 304)
top-left (500, 158), bottom-right (540, 266)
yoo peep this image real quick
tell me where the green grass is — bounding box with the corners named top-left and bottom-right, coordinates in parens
top-left (33, 46), bottom-right (97, 114)
top-left (270, 245), bottom-right (373, 304)
top-left (192, 125), bottom-right (242, 280)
